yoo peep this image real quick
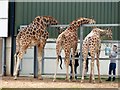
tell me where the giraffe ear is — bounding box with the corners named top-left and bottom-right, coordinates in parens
top-left (105, 27), bottom-right (111, 30)
top-left (90, 16), bottom-right (94, 19)
top-left (106, 28), bottom-right (108, 29)
top-left (108, 27), bottom-right (112, 30)
top-left (104, 27), bottom-right (108, 30)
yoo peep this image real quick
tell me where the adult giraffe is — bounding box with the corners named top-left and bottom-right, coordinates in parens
top-left (81, 27), bottom-right (112, 83)
top-left (14, 16), bottom-right (58, 80)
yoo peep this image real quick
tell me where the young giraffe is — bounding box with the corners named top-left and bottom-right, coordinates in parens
top-left (14, 16), bottom-right (58, 80)
top-left (81, 27), bottom-right (112, 83)
top-left (53, 17), bottom-right (96, 82)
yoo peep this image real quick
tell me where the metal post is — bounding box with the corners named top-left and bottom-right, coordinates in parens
top-left (10, 1), bottom-right (15, 76)
top-left (34, 46), bottom-right (38, 78)
top-left (2, 38), bottom-right (6, 76)
top-left (42, 49), bottom-right (44, 75)
top-left (0, 38), bottom-right (2, 76)
top-left (80, 26), bottom-right (83, 76)
top-left (34, 46), bottom-right (44, 77)
top-left (1, 38), bottom-right (4, 76)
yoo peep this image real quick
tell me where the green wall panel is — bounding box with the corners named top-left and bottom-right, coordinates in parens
top-left (14, 2), bottom-right (119, 40)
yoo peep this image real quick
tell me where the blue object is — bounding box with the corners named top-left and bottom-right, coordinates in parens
top-left (105, 46), bottom-right (111, 56)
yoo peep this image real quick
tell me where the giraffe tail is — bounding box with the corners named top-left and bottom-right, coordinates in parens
top-left (58, 55), bottom-right (62, 69)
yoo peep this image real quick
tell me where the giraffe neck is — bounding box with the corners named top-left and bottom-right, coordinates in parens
top-left (32, 18), bottom-right (50, 31)
top-left (67, 18), bottom-right (90, 32)
top-left (67, 24), bottom-right (80, 32)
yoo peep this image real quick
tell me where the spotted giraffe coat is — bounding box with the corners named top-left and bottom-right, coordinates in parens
top-left (81, 27), bottom-right (112, 83)
top-left (14, 16), bottom-right (58, 80)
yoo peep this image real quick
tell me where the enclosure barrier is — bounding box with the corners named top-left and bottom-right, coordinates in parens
top-left (51, 24), bottom-right (120, 76)
top-left (19, 24), bottom-right (120, 77)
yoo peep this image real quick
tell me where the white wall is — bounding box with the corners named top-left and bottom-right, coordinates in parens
top-left (0, 0), bottom-right (8, 37)
top-left (20, 39), bottom-right (119, 76)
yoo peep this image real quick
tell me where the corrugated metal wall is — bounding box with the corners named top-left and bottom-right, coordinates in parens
top-left (14, 2), bottom-right (119, 40)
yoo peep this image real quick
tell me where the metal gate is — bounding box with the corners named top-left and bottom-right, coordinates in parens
top-left (18, 24), bottom-right (120, 77)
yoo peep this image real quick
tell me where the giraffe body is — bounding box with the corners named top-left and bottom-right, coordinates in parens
top-left (53, 17), bottom-right (96, 82)
top-left (14, 16), bottom-right (58, 80)
top-left (81, 28), bottom-right (112, 83)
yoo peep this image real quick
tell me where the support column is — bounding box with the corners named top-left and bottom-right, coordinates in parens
top-left (34, 46), bottom-right (38, 78)
top-left (42, 49), bottom-right (44, 75)
top-left (0, 38), bottom-right (2, 75)
top-left (80, 26), bottom-right (83, 76)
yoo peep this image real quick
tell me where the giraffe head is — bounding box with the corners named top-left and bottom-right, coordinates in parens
top-left (43, 16), bottom-right (58, 25)
top-left (100, 28), bottom-right (113, 40)
top-left (80, 17), bottom-right (96, 24)
top-left (105, 28), bottom-right (113, 40)
top-left (33, 16), bottom-right (58, 27)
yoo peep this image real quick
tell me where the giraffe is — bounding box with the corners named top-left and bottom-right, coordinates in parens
top-left (53, 17), bottom-right (96, 82)
top-left (14, 16), bottom-right (58, 80)
top-left (81, 27), bottom-right (112, 83)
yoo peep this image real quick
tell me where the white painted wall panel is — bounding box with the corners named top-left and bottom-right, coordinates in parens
top-left (0, 0), bottom-right (8, 37)
top-left (0, 0), bottom-right (8, 18)
top-left (20, 40), bottom-right (119, 76)
top-left (0, 19), bottom-right (8, 37)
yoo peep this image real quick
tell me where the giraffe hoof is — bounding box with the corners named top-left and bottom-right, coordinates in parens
top-left (53, 79), bottom-right (56, 82)
top-left (38, 77), bottom-right (43, 80)
top-left (65, 78), bottom-right (70, 82)
top-left (89, 80), bottom-right (92, 83)
top-left (92, 80), bottom-right (95, 84)
top-left (81, 80), bottom-right (84, 83)
top-left (14, 76), bottom-right (17, 80)
top-left (72, 79), bottom-right (76, 82)
top-left (99, 80), bottom-right (102, 83)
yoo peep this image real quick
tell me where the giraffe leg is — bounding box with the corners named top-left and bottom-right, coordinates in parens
top-left (13, 53), bottom-right (17, 76)
top-left (64, 57), bottom-right (70, 82)
top-left (71, 52), bottom-right (76, 81)
top-left (89, 60), bottom-right (95, 83)
top-left (71, 43), bottom-right (77, 81)
top-left (89, 59), bottom-right (92, 83)
top-left (81, 48), bottom-right (88, 83)
top-left (13, 52), bottom-right (23, 80)
top-left (72, 57), bottom-right (75, 81)
top-left (89, 50), bottom-right (95, 83)
top-left (96, 49), bottom-right (102, 83)
top-left (89, 70), bottom-right (92, 83)
top-left (37, 46), bottom-right (43, 80)
top-left (96, 58), bottom-right (102, 83)
top-left (63, 48), bottom-right (70, 82)
top-left (53, 56), bottom-right (59, 82)
top-left (81, 59), bottom-right (86, 83)
top-left (53, 43), bottom-right (62, 82)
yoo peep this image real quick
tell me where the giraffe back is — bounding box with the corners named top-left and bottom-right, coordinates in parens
top-left (16, 16), bottom-right (58, 53)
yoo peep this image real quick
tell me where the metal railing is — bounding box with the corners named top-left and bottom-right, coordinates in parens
top-left (19, 24), bottom-right (120, 77)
